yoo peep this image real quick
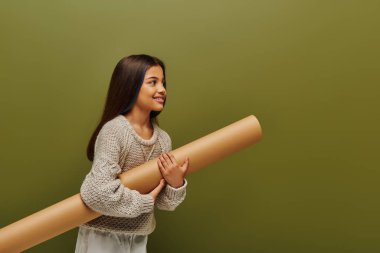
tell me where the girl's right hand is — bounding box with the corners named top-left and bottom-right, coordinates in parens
top-left (149, 179), bottom-right (166, 202)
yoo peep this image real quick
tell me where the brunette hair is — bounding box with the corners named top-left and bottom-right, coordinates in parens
top-left (86, 54), bottom-right (166, 161)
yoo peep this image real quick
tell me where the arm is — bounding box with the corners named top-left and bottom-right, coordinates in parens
top-left (80, 122), bottom-right (154, 218)
top-left (155, 131), bottom-right (188, 211)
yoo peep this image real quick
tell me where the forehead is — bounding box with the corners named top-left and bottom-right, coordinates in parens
top-left (144, 65), bottom-right (164, 79)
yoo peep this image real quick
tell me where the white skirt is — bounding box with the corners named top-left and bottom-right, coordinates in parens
top-left (74, 226), bottom-right (148, 253)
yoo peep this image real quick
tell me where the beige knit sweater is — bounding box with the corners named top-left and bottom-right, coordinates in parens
top-left (79, 114), bottom-right (187, 235)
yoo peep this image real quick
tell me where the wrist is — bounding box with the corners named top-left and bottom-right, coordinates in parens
top-left (169, 180), bottom-right (184, 189)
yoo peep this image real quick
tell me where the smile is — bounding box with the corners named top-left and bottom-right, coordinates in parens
top-left (153, 97), bottom-right (164, 103)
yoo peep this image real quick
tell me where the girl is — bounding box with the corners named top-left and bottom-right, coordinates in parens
top-left (75, 54), bottom-right (190, 253)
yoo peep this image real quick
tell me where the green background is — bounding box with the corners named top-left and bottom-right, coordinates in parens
top-left (1, 0), bottom-right (379, 252)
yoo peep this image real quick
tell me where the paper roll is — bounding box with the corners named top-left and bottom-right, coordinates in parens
top-left (0, 115), bottom-right (262, 253)
top-left (118, 115), bottom-right (263, 193)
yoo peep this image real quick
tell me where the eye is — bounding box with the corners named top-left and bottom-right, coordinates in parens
top-left (149, 80), bottom-right (157, 85)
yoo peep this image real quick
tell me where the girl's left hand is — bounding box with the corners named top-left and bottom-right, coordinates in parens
top-left (157, 152), bottom-right (189, 188)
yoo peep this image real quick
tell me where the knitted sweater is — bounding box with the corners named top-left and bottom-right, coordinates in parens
top-left (79, 114), bottom-right (187, 235)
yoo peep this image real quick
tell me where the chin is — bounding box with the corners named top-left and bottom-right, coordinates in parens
top-left (154, 104), bottom-right (164, 110)
top-left (152, 106), bottom-right (164, 112)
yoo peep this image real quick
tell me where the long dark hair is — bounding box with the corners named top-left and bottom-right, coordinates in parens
top-left (86, 54), bottom-right (167, 161)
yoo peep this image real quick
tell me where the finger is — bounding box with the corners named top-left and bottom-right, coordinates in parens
top-left (156, 179), bottom-right (166, 191)
top-left (181, 157), bottom-right (189, 166)
top-left (185, 157), bottom-right (190, 173)
top-left (160, 154), bottom-right (167, 163)
top-left (167, 153), bottom-right (178, 166)
top-left (181, 157), bottom-right (190, 173)
top-left (151, 179), bottom-right (165, 195)
top-left (160, 178), bottom-right (166, 185)
top-left (151, 187), bottom-right (160, 197)
top-left (163, 153), bottom-right (173, 166)
top-left (157, 159), bottom-right (167, 174)
top-left (159, 156), bottom-right (167, 167)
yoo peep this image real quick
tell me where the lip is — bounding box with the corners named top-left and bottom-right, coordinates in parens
top-left (153, 97), bottom-right (165, 104)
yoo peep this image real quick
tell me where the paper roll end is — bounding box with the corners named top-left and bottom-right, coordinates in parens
top-left (248, 114), bottom-right (263, 142)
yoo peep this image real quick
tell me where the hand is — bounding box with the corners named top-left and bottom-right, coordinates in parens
top-left (149, 179), bottom-right (166, 202)
top-left (157, 152), bottom-right (189, 188)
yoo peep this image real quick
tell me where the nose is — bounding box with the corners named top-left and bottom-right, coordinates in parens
top-left (157, 84), bottom-right (166, 95)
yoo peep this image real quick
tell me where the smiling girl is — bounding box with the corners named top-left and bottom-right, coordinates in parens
top-left (75, 54), bottom-right (189, 253)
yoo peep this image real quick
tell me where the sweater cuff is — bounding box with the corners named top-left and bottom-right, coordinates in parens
top-left (165, 179), bottom-right (188, 199)
top-left (140, 194), bottom-right (155, 213)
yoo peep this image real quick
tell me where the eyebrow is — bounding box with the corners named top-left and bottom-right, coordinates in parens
top-left (146, 76), bottom-right (164, 80)
top-left (146, 76), bottom-right (165, 82)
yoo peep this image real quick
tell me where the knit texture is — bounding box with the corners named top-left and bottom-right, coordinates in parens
top-left (79, 115), bottom-right (187, 235)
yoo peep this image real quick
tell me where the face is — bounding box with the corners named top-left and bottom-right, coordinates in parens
top-left (135, 65), bottom-right (166, 113)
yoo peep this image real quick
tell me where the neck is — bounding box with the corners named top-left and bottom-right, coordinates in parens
top-left (124, 107), bottom-right (152, 129)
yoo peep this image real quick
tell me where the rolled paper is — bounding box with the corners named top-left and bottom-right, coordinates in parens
top-left (118, 115), bottom-right (263, 193)
top-left (0, 115), bottom-right (262, 253)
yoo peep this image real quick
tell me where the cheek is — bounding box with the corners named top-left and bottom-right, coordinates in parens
top-left (139, 91), bottom-right (155, 104)
top-left (139, 87), bottom-right (153, 99)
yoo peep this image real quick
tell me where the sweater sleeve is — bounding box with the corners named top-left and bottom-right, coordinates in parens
top-left (80, 121), bottom-right (154, 218)
top-left (155, 130), bottom-right (187, 211)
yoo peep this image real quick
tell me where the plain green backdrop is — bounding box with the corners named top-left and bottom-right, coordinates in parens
top-left (1, 0), bottom-right (379, 252)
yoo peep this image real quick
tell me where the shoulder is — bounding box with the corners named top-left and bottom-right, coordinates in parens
top-left (93, 116), bottom-right (129, 155)
top-left (157, 127), bottom-right (171, 143)
top-left (98, 115), bottom-right (127, 140)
